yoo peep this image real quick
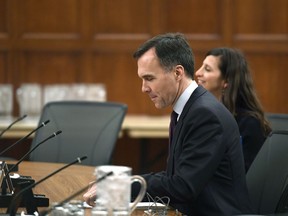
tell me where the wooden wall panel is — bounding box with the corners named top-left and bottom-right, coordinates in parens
top-left (246, 52), bottom-right (288, 113)
top-left (93, 0), bottom-right (151, 34)
top-left (0, 0), bottom-right (287, 174)
top-left (163, 0), bottom-right (227, 50)
top-left (0, 0), bottom-right (8, 36)
top-left (232, 0), bottom-right (288, 52)
top-left (0, 0), bottom-right (9, 83)
top-left (0, 52), bottom-right (7, 82)
top-left (166, 0), bottom-right (221, 35)
top-left (0, 0), bottom-right (287, 116)
top-left (17, 51), bottom-right (81, 83)
top-left (16, 0), bottom-right (81, 37)
top-left (234, 0), bottom-right (287, 35)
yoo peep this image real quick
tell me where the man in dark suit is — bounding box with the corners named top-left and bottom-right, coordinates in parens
top-left (131, 33), bottom-right (253, 215)
top-left (83, 32), bottom-right (252, 215)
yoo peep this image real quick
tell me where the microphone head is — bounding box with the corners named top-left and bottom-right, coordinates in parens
top-left (20, 114), bottom-right (28, 120)
top-left (43, 120), bottom-right (50, 126)
top-left (78, 156), bottom-right (88, 163)
top-left (55, 130), bottom-right (62, 135)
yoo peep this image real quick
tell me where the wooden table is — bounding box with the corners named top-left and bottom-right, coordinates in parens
top-left (14, 161), bottom-right (95, 202)
top-left (1, 161), bottom-right (179, 215)
top-left (0, 161), bottom-right (95, 215)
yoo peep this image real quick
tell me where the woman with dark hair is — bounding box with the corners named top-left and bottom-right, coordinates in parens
top-left (195, 47), bottom-right (271, 172)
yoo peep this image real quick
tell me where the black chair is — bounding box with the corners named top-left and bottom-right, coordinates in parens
top-left (29, 101), bottom-right (127, 166)
top-left (243, 131), bottom-right (288, 215)
top-left (266, 113), bottom-right (288, 131)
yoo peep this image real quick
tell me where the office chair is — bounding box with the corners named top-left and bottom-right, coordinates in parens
top-left (29, 101), bottom-right (127, 166)
top-left (266, 113), bottom-right (288, 131)
top-left (243, 130), bottom-right (288, 215)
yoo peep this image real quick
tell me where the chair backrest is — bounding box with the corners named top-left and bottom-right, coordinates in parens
top-left (29, 101), bottom-right (127, 166)
top-left (266, 113), bottom-right (288, 131)
top-left (246, 130), bottom-right (288, 214)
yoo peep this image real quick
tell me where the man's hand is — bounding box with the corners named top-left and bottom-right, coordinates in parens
top-left (83, 181), bottom-right (97, 206)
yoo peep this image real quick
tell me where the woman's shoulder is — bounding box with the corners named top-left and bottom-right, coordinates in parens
top-left (235, 108), bottom-right (263, 132)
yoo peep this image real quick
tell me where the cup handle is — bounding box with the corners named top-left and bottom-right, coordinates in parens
top-left (129, 175), bottom-right (147, 213)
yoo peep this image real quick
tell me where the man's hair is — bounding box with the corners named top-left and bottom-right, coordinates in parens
top-left (133, 33), bottom-right (195, 78)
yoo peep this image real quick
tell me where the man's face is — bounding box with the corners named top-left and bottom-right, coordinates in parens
top-left (137, 48), bottom-right (179, 109)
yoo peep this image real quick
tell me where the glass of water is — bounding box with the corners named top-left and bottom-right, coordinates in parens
top-left (92, 165), bottom-right (146, 216)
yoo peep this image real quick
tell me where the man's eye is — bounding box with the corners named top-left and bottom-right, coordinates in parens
top-left (145, 77), bottom-right (154, 81)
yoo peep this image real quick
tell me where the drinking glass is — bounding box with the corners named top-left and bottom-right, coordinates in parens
top-left (86, 84), bottom-right (106, 102)
top-left (92, 165), bottom-right (146, 216)
top-left (0, 84), bottom-right (13, 120)
top-left (17, 83), bottom-right (42, 121)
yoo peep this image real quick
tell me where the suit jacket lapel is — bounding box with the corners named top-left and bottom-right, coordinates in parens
top-left (167, 86), bottom-right (207, 174)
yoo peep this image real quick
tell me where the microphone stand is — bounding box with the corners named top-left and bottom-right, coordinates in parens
top-left (0, 120), bottom-right (50, 191)
top-left (7, 156), bottom-right (88, 216)
top-left (1, 130), bottom-right (62, 195)
top-left (0, 162), bottom-right (13, 194)
top-left (39, 171), bottom-right (113, 216)
top-left (0, 120), bottom-right (50, 156)
top-left (0, 115), bottom-right (27, 139)
top-left (8, 130), bottom-right (62, 174)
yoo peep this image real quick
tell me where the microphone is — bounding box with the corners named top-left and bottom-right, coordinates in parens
top-left (0, 120), bottom-right (50, 156)
top-left (0, 115), bottom-right (27, 139)
top-left (8, 130), bottom-right (62, 174)
top-left (1, 130), bottom-right (61, 195)
top-left (7, 156), bottom-right (88, 216)
top-left (39, 170), bottom-right (113, 216)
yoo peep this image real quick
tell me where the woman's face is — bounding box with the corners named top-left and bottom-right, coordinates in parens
top-left (195, 55), bottom-right (227, 100)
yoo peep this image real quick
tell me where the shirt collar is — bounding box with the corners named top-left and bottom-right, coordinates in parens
top-left (173, 80), bottom-right (198, 118)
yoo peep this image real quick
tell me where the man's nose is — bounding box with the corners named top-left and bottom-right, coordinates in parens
top-left (142, 82), bottom-right (150, 93)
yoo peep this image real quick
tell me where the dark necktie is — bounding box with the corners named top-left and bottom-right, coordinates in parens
top-left (169, 111), bottom-right (178, 145)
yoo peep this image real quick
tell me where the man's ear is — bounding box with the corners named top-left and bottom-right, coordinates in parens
top-left (174, 65), bottom-right (184, 80)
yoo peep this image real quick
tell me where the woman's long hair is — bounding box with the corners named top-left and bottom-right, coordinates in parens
top-left (206, 47), bottom-right (271, 136)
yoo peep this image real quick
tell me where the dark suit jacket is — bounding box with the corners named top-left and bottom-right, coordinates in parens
top-left (132, 86), bottom-right (252, 216)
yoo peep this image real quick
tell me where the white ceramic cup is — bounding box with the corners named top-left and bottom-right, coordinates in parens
top-left (92, 165), bottom-right (146, 216)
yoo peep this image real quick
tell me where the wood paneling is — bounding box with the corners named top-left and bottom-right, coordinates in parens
top-left (0, 0), bottom-right (287, 173)
top-left (92, 0), bottom-right (151, 34)
top-left (18, 0), bottom-right (80, 36)
top-left (0, 0), bottom-right (287, 116)
top-left (232, 0), bottom-right (288, 53)
top-left (18, 51), bottom-right (81, 83)
top-left (0, 0), bottom-right (8, 37)
top-left (0, 52), bottom-right (7, 81)
top-left (166, 0), bottom-right (221, 35)
top-left (234, 0), bottom-right (287, 35)
top-left (246, 52), bottom-right (288, 113)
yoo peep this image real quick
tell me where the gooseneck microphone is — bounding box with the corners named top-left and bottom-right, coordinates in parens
top-left (0, 115), bottom-right (27, 139)
top-left (39, 170), bottom-right (113, 216)
top-left (8, 130), bottom-right (62, 174)
top-left (0, 120), bottom-right (50, 156)
top-left (1, 130), bottom-right (62, 195)
top-left (8, 156), bottom-right (88, 216)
